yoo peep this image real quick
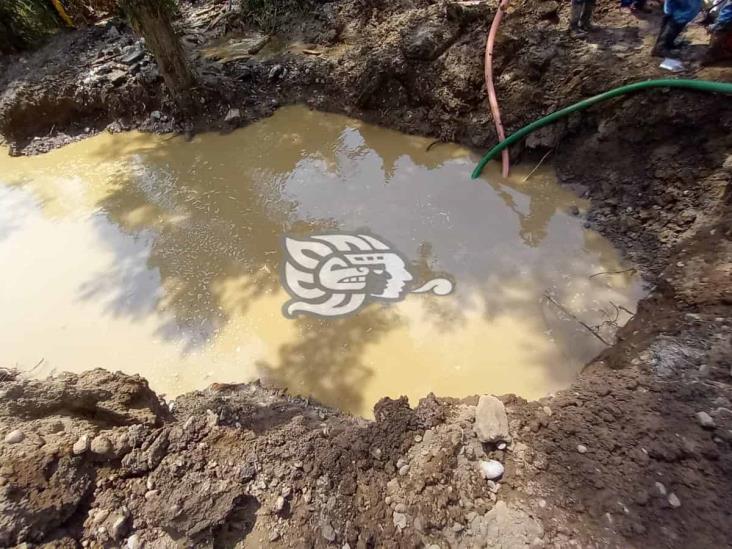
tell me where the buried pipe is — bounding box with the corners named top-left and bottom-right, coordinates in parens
top-left (485, 0), bottom-right (511, 177)
top-left (471, 79), bottom-right (732, 179)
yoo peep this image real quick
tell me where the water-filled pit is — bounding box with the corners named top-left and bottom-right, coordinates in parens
top-left (0, 106), bottom-right (645, 417)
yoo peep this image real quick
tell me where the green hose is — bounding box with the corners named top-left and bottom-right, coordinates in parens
top-left (471, 79), bottom-right (732, 179)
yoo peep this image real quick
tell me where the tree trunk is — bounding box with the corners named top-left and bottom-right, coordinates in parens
top-left (118, 0), bottom-right (196, 112)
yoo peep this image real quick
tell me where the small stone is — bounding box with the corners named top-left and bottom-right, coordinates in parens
top-left (371, 448), bottom-right (382, 459)
top-left (224, 108), bottom-right (241, 123)
top-left (4, 430), bottom-right (24, 444)
top-left (474, 395), bottom-right (510, 443)
top-left (668, 493), bottom-right (681, 508)
top-left (696, 411), bottom-right (715, 429)
top-left (71, 434), bottom-right (90, 455)
top-left (654, 482), bottom-right (667, 496)
top-left (126, 534), bottom-right (142, 549)
top-left (321, 522), bottom-right (336, 542)
top-left (393, 511), bottom-right (407, 529)
top-left (698, 364), bottom-right (710, 376)
top-left (93, 508), bottom-right (110, 524)
top-left (91, 435), bottom-right (113, 455)
top-left (478, 459), bottom-right (504, 480)
top-left (394, 503), bottom-right (407, 513)
top-left (274, 496), bottom-right (285, 512)
top-left (110, 513), bottom-right (129, 540)
top-left (269, 531), bottom-right (280, 542)
top-left (150, 110), bottom-right (162, 121)
top-left (146, 478), bottom-right (154, 490)
top-left (577, 444), bottom-right (588, 454)
top-left (108, 70), bottom-right (127, 86)
top-left (399, 464), bottom-right (410, 476)
top-left (542, 406), bottom-right (552, 417)
top-left (269, 64), bottom-right (285, 80)
top-left (144, 490), bottom-right (158, 499)
top-left (414, 434), bottom-right (422, 442)
top-left (497, 442), bottom-right (507, 450)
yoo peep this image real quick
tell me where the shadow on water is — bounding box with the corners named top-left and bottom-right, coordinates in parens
top-left (0, 106), bottom-right (644, 415)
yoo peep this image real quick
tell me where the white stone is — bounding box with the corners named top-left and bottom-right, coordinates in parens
top-left (479, 459), bottom-right (504, 480)
top-left (577, 444), bottom-right (588, 454)
top-left (393, 511), bottom-right (407, 529)
top-left (668, 493), bottom-right (681, 508)
top-left (224, 108), bottom-right (241, 123)
top-left (126, 534), bottom-right (142, 549)
top-left (4, 430), bottom-right (24, 444)
top-left (474, 395), bottom-right (510, 443)
top-left (654, 481), bottom-right (667, 496)
top-left (73, 435), bottom-right (91, 455)
top-left (696, 411), bottom-right (715, 429)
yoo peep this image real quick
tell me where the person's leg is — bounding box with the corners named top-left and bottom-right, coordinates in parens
top-left (580, 0), bottom-right (597, 29)
top-left (652, 14), bottom-right (673, 55)
top-left (570, 0), bottom-right (587, 34)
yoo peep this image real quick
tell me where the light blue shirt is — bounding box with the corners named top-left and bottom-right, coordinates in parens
top-left (664, 0), bottom-right (703, 24)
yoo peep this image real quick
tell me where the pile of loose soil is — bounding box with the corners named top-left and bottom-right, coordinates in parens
top-left (0, 0), bottom-right (731, 547)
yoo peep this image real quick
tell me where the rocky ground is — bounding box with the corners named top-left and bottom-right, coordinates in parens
top-left (0, 0), bottom-right (731, 547)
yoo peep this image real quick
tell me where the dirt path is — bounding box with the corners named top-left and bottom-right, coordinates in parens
top-left (0, 0), bottom-right (731, 547)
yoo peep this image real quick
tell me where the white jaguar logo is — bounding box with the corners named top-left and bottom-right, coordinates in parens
top-left (282, 233), bottom-right (454, 318)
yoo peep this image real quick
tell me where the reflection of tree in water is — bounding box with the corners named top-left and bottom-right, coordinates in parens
top-left (490, 176), bottom-right (572, 248)
top-left (256, 305), bottom-right (401, 415)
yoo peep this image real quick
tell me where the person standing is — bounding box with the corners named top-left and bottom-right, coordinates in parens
top-left (652, 0), bottom-right (703, 56)
top-left (570, 0), bottom-right (597, 35)
top-left (703, 0), bottom-right (732, 63)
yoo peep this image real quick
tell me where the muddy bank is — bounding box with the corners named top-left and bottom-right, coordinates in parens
top-left (0, 0), bottom-right (731, 547)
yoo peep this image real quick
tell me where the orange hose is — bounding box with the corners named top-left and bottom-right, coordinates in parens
top-left (484, 0), bottom-right (511, 178)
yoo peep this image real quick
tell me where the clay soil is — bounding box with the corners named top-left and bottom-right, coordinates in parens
top-left (0, 0), bottom-right (731, 547)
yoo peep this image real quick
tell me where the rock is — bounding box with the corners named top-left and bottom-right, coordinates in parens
top-left (321, 521), bottom-right (336, 542)
top-left (4, 429), bottom-right (25, 444)
top-left (108, 70), bottom-right (128, 86)
top-left (126, 534), bottom-right (142, 549)
top-left (479, 459), bottom-right (505, 480)
top-left (403, 23), bottom-right (456, 61)
top-left (71, 435), bottom-right (91, 456)
top-left (577, 444), bottom-right (588, 454)
top-left (655, 482), bottom-right (667, 496)
top-left (537, 0), bottom-right (560, 18)
top-left (393, 511), bottom-right (407, 530)
top-left (274, 495), bottom-right (285, 512)
top-left (150, 110), bottom-right (162, 121)
top-left (399, 464), bottom-right (410, 476)
top-left (91, 435), bottom-right (113, 456)
top-left (224, 108), bottom-right (241, 123)
top-left (122, 46), bottom-right (145, 65)
top-left (268, 64), bottom-right (285, 80)
top-left (668, 493), bottom-right (681, 508)
top-left (394, 503), bottom-right (407, 513)
top-left (474, 395), bottom-right (510, 443)
top-left (111, 513), bottom-right (129, 540)
top-left (696, 411), bottom-right (715, 429)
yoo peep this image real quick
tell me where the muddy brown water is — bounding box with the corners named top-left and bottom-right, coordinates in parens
top-left (0, 106), bottom-right (645, 417)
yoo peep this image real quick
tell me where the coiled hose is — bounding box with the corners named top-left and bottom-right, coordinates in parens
top-left (471, 79), bottom-right (732, 179)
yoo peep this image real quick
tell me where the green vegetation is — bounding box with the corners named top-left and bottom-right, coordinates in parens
top-left (0, 0), bottom-right (63, 52)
